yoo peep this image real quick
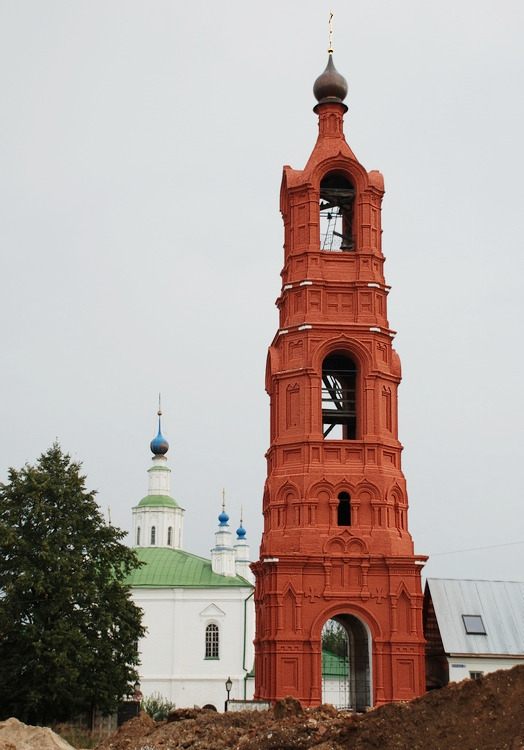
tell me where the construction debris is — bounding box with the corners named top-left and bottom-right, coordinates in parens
top-left (94, 664), bottom-right (524, 750)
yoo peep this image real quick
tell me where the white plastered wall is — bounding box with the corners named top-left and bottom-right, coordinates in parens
top-left (132, 585), bottom-right (255, 711)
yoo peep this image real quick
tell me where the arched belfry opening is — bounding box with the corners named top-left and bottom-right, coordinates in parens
top-left (322, 353), bottom-right (357, 439)
top-left (252, 50), bottom-right (427, 708)
top-left (320, 173), bottom-right (356, 252)
top-left (321, 616), bottom-right (371, 711)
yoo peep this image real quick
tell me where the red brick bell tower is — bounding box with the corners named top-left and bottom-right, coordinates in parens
top-left (251, 52), bottom-right (427, 709)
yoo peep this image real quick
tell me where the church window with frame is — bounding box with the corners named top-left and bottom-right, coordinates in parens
top-left (205, 623), bottom-right (219, 659)
top-left (322, 353), bottom-right (357, 439)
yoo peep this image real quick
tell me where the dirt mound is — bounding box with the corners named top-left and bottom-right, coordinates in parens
top-left (0, 718), bottom-right (75, 750)
top-left (94, 665), bottom-right (524, 750)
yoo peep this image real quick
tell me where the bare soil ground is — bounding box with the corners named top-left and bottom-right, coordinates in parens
top-left (94, 664), bottom-right (524, 750)
top-left (0, 717), bottom-right (75, 750)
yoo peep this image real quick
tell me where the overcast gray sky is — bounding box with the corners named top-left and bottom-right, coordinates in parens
top-left (1, 1), bottom-right (523, 582)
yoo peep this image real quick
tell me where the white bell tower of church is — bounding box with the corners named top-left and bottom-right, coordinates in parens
top-left (131, 409), bottom-right (184, 550)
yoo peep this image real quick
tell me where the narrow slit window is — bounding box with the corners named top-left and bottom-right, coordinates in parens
top-left (167, 526), bottom-right (173, 546)
top-left (462, 615), bottom-right (487, 635)
top-left (337, 492), bottom-right (351, 526)
top-left (205, 623), bottom-right (219, 659)
top-left (150, 526), bottom-right (156, 546)
top-left (322, 353), bottom-right (357, 439)
top-left (136, 527), bottom-right (141, 546)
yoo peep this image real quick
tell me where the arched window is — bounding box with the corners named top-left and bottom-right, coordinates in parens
top-left (337, 492), bottom-right (351, 526)
top-left (205, 623), bottom-right (219, 659)
top-left (150, 526), bottom-right (156, 545)
top-left (167, 526), bottom-right (173, 546)
top-left (322, 353), bottom-right (357, 439)
top-left (136, 527), bottom-right (141, 546)
top-left (320, 173), bottom-right (356, 252)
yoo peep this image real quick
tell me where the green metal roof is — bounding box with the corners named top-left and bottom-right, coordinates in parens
top-left (322, 650), bottom-right (349, 677)
top-left (133, 494), bottom-right (180, 509)
top-left (244, 652), bottom-right (346, 679)
top-left (126, 547), bottom-right (253, 588)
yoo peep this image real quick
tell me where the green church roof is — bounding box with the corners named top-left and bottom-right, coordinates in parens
top-left (243, 651), bottom-right (347, 680)
top-left (133, 494), bottom-right (180, 509)
top-left (322, 650), bottom-right (349, 677)
top-left (126, 547), bottom-right (252, 588)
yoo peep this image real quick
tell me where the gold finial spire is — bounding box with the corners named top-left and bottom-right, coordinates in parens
top-left (240, 504), bottom-right (243, 525)
top-left (328, 10), bottom-right (334, 54)
top-left (222, 487), bottom-right (226, 511)
top-left (158, 392), bottom-right (162, 417)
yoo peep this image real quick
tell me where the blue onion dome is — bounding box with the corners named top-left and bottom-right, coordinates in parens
top-left (236, 523), bottom-right (246, 540)
top-left (150, 412), bottom-right (169, 455)
top-left (218, 509), bottom-right (229, 526)
top-left (313, 53), bottom-right (348, 104)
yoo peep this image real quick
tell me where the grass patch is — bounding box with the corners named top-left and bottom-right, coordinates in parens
top-left (53, 723), bottom-right (110, 749)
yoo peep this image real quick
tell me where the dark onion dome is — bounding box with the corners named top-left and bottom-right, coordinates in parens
top-left (150, 419), bottom-right (169, 455)
top-left (313, 53), bottom-right (348, 104)
top-left (236, 523), bottom-right (247, 540)
top-left (218, 509), bottom-right (230, 526)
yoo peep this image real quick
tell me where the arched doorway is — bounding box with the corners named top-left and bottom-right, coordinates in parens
top-left (321, 614), bottom-right (371, 711)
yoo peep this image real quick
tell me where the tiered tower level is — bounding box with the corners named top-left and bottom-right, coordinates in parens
top-left (252, 53), bottom-right (427, 709)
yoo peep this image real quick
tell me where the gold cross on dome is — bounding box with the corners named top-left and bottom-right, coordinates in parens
top-left (328, 10), bottom-right (334, 53)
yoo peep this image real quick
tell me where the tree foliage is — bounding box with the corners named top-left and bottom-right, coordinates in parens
top-left (0, 444), bottom-right (145, 724)
top-left (322, 619), bottom-right (349, 658)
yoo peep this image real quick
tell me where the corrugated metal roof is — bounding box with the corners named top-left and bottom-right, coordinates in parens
top-left (426, 578), bottom-right (524, 656)
top-left (126, 547), bottom-right (252, 588)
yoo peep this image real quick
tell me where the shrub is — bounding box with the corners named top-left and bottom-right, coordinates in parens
top-left (140, 693), bottom-right (175, 722)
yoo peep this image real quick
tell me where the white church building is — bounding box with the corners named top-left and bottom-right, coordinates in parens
top-left (126, 413), bottom-right (255, 711)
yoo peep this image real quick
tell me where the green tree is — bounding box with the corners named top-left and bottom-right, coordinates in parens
top-left (322, 619), bottom-right (349, 658)
top-left (0, 444), bottom-right (145, 724)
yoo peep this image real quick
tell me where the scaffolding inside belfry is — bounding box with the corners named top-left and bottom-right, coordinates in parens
top-left (319, 177), bottom-right (356, 252)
